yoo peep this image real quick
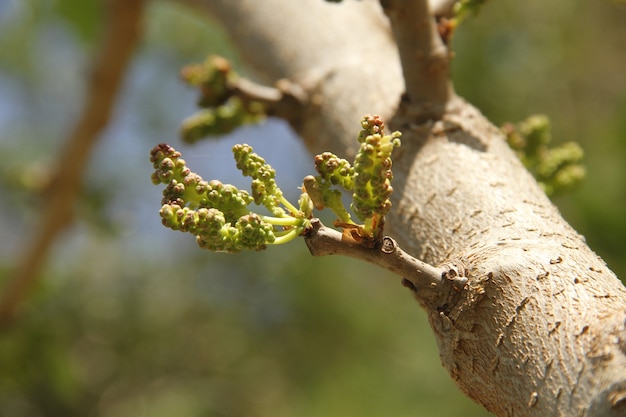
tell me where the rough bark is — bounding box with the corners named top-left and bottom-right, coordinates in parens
top-left (178, 0), bottom-right (626, 416)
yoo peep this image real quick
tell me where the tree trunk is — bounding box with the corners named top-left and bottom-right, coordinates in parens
top-left (178, 0), bottom-right (626, 415)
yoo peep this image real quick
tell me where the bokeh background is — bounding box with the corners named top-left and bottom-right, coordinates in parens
top-left (0, 0), bottom-right (624, 416)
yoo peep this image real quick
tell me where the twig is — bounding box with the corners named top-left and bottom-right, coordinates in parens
top-left (180, 56), bottom-right (308, 143)
top-left (0, 0), bottom-right (144, 324)
top-left (230, 76), bottom-right (307, 130)
top-left (380, 0), bottom-right (455, 119)
top-left (304, 219), bottom-right (456, 307)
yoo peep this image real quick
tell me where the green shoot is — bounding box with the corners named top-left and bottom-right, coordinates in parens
top-left (151, 114), bottom-right (402, 252)
top-left (150, 143), bottom-right (309, 252)
top-left (179, 55), bottom-right (265, 144)
top-left (307, 114), bottom-right (401, 240)
top-left (353, 115), bottom-right (401, 236)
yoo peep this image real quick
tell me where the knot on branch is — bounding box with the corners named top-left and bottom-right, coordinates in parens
top-left (381, 236), bottom-right (396, 254)
top-left (441, 261), bottom-right (469, 291)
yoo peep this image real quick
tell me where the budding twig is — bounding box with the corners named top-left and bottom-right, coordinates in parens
top-left (180, 56), bottom-right (306, 143)
top-left (151, 113), bottom-right (467, 307)
top-left (236, 78), bottom-right (307, 122)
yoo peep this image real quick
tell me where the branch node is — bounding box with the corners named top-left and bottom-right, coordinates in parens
top-left (381, 236), bottom-right (396, 254)
top-left (442, 262), bottom-right (469, 291)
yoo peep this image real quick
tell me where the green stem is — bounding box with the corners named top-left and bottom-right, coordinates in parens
top-left (271, 228), bottom-right (302, 245)
top-left (362, 217), bottom-right (375, 236)
top-left (262, 215), bottom-right (308, 228)
top-left (278, 195), bottom-right (301, 216)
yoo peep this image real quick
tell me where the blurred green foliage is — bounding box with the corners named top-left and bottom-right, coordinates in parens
top-left (502, 114), bottom-right (585, 196)
top-left (0, 0), bottom-right (625, 416)
top-left (0, 244), bottom-right (485, 416)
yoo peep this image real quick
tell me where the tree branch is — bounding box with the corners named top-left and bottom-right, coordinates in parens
top-left (160, 1), bottom-right (626, 415)
top-left (304, 219), bottom-right (464, 308)
top-left (241, 78), bottom-right (309, 131)
top-left (380, 0), bottom-right (455, 120)
top-left (0, 0), bottom-right (144, 324)
top-left (229, 77), bottom-right (307, 130)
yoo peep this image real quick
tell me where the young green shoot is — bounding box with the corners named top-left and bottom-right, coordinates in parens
top-left (308, 115), bottom-right (401, 241)
top-left (150, 143), bottom-right (309, 252)
top-left (179, 56), bottom-right (265, 144)
top-left (151, 115), bottom-right (401, 252)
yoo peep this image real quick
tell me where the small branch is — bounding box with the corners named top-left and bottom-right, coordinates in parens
top-left (181, 55), bottom-right (308, 140)
top-left (233, 77), bottom-right (307, 130)
top-left (304, 219), bottom-right (455, 307)
top-left (231, 77), bottom-right (282, 103)
top-left (380, 0), bottom-right (455, 119)
top-left (0, 0), bottom-right (144, 325)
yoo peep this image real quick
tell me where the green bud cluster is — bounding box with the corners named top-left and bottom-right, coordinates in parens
top-left (306, 153), bottom-right (355, 224)
top-left (152, 115), bottom-right (402, 252)
top-left (180, 55), bottom-right (232, 108)
top-left (179, 55), bottom-right (265, 144)
top-left (233, 143), bottom-right (297, 218)
top-left (150, 143), bottom-right (308, 252)
top-left (353, 115), bottom-right (401, 234)
top-left (314, 153), bottom-right (354, 190)
top-left (503, 115), bottom-right (585, 195)
top-left (307, 115), bottom-right (401, 239)
top-left (180, 98), bottom-right (264, 144)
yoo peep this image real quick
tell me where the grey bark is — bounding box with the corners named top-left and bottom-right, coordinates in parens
top-left (178, 0), bottom-right (626, 416)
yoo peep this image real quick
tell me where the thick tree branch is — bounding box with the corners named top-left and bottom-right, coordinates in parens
top-left (0, 0), bottom-right (144, 324)
top-left (380, 0), bottom-right (455, 119)
top-left (167, 1), bottom-right (626, 416)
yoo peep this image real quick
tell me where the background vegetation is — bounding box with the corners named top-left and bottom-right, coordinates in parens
top-left (0, 0), bottom-right (624, 416)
